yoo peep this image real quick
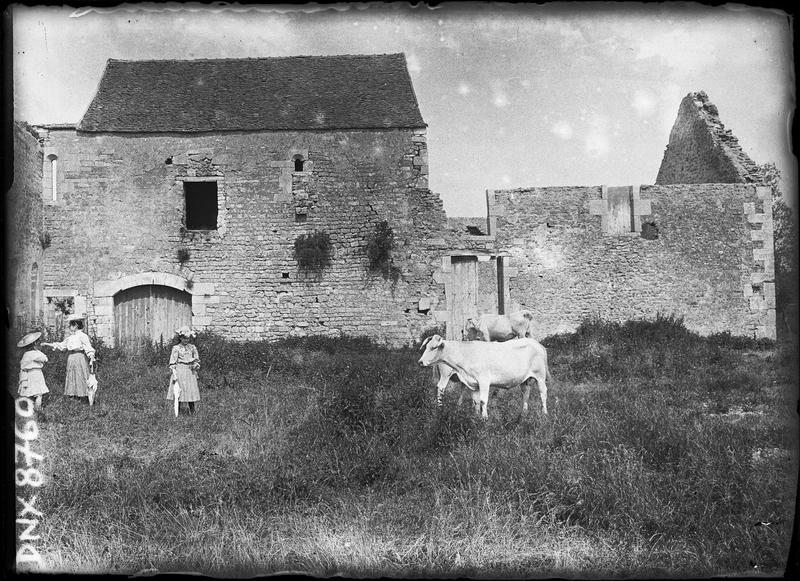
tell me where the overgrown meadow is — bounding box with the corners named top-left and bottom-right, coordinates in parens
top-left (12, 316), bottom-right (799, 577)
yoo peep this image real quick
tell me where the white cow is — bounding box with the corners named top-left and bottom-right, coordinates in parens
top-left (419, 334), bottom-right (550, 419)
top-left (466, 310), bottom-right (535, 342)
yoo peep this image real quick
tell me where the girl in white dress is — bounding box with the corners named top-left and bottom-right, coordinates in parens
top-left (17, 331), bottom-right (49, 410)
top-left (43, 315), bottom-right (96, 399)
top-left (167, 326), bottom-right (201, 414)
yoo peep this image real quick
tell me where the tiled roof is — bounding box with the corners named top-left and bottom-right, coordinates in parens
top-left (77, 54), bottom-right (426, 132)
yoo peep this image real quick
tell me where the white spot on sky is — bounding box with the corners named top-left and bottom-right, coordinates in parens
top-left (492, 89), bottom-right (508, 108)
top-left (501, 175), bottom-right (512, 185)
top-left (584, 113), bottom-right (610, 158)
top-left (457, 82), bottom-right (470, 96)
top-left (406, 54), bottom-right (421, 74)
top-left (631, 90), bottom-right (656, 117)
top-left (551, 121), bottom-right (574, 140)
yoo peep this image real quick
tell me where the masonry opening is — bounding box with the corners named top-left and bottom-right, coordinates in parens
top-left (641, 221), bottom-right (659, 240)
top-left (184, 181), bottom-right (218, 230)
top-left (293, 155), bottom-right (305, 172)
top-left (45, 154), bottom-right (58, 202)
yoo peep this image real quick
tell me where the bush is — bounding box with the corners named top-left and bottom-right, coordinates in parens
top-left (294, 231), bottom-right (332, 271)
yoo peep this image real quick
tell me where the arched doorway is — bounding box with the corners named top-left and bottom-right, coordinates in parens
top-left (114, 285), bottom-right (192, 353)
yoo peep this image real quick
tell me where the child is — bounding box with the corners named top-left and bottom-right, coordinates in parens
top-left (167, 326), bottom-right (201, 415)
top-left (17, 331), bottom-right (50, 410)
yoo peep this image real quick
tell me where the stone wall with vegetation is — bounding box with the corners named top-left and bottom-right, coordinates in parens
top-left (36, 126), bottom-right (453, 346)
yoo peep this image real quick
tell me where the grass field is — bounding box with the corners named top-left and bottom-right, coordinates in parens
top-left (12, 316), bottom-right (799, 576)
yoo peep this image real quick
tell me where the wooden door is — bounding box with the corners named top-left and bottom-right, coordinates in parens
top-left (114, 285), bottom-right (192, 352)
top-left (448, 256), bottom-right (479, 340)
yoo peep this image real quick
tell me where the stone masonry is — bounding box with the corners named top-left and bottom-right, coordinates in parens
top-left (488, 183), bottom-right (776, 339)
top-left (36, 126), bottom-right (452, 346)
top-left (6, 123), bottom-right (45, 327)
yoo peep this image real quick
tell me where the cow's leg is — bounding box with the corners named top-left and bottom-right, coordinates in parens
top-left (478, 379), bottom-right (491, 420)
top-left (456, 386), bottom-right (466, 407)
top-left (520, 379), bottom-right (531, 414)
top-left (436, 381), bottom-right (446, 407)
top-left (470, 388), bottom-right (481, 415)
top-left (535, 373), bottom-right (548, 415)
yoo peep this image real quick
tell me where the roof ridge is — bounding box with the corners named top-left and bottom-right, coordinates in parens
top-left (106, 53), bottom-right (406, 65)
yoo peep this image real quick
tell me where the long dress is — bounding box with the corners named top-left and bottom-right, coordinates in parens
top-left (50, 331), bottom-right (95, 397)
top-left (18, 349), bottom-right (50, 398)
top-left (166, 343), bottom-right (200, 402)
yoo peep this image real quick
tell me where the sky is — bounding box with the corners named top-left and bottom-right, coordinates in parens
top-left (10, 2), bottom-right (797, 216)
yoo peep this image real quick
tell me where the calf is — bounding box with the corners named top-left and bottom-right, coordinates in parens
top-left (419, 334), bottom-right (549, 419)
top-left (466, 310), bottom-right (535, 342)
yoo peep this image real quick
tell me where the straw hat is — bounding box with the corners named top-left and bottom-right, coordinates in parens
top-left (175, 325), bottom-right (196, 338)
top-left (17, 331), bottom-right (42, 348)
top-left (66, 313), bottom-right (86, 322)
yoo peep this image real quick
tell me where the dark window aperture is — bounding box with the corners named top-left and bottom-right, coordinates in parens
top-left (184, 181), bottom-right (218, 230)
top-left (293, 155), bottom-right (305, 172)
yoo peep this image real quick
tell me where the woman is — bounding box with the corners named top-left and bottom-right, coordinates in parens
top-left (167, 326), bottom-right (201, 414)
top-left (43, 314), bottom-right (96, 400)
top-left (17, 331), bottom-right (50, 410)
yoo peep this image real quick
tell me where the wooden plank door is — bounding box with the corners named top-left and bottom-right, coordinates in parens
top-left (448, 256), bottom-right (479, 340)
top-left (114, 285), bottom-right (192, 353)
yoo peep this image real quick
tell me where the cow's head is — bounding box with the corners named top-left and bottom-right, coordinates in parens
top-left (520, 310), bottom-right (534, 320)
top-left (418, 334), bottom-right (444, 367)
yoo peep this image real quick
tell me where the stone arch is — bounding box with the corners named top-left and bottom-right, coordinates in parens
top-left (92, 272), bottom-right (217, 347)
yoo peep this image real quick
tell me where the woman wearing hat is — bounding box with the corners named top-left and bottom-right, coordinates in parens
top-left (167, 326), bottom-right (201, 414)
top-left (17, 331), bottom-right (50, 410)
top-left (42, 314), bottom-right (96, 400)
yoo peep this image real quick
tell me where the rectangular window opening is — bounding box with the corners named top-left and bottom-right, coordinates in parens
top-left (184, 181), bottom-right (218, 230)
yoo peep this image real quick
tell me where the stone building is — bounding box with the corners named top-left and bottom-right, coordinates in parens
top-left (17, 54), bottom-right (491, 349)
top-left (7, 58), bottom-right (776, 346)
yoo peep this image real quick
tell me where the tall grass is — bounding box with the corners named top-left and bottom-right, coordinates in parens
top-left (15, 315), bottom-right (798, 577)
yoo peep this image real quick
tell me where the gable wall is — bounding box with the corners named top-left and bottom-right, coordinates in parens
top-left (37, 127), bottom-right (450, 346)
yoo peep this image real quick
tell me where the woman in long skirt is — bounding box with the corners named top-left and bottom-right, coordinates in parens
top-left (167, 326), bottom-right (201, 414)
top-left (43, 314), bottom-right (96, 399)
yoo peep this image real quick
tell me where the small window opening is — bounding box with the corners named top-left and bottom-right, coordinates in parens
top-left (295, 213), bottom-right (307, 223)
top-left (282, 272), bottom-right (290, 279)
top-left (184, 181), bottom-right (218, 230)
top-left (466, 225), bottom-right (485, 236)
top-left (641, 221), bottom-right (659, 240)
top-left (293, 155), bottom-right (305, 172)
top-left (165, 157), bottom-right (173, 165)
top-left (45, 155), bottom-right (58, 202)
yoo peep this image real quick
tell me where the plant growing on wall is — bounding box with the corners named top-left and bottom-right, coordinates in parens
top-left (366, 221), bottom-right (402, 283)
top-left (177, 247), bottom-right (191, 264)
top-left (39, 231), bottom-right (51, 251)
top-left (294, 230), bottom-right (332, 271)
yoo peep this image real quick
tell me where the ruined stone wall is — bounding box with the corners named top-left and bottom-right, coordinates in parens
top-left (37, 127), bottom-right (450, 346)
top-left (6, 123), bottom-right (44, 327)
top-left (490, 183), bottom-right (776, 339)
top-left (656, 92), bottom-right (763, 185)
